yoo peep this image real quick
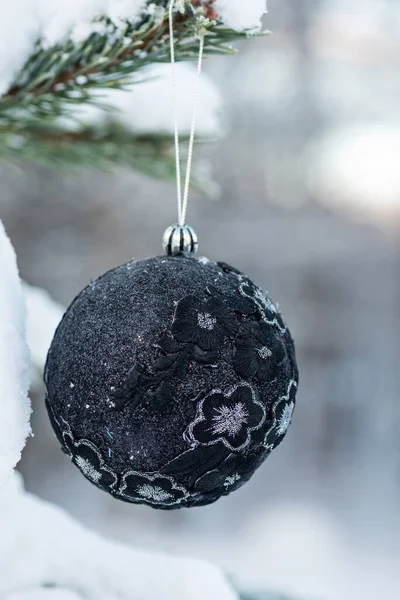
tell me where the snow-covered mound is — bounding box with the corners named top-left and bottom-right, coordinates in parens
top-left (0, 220), bottom-right (31, 487)
top-left (0, 473), bottom-right (238, 600)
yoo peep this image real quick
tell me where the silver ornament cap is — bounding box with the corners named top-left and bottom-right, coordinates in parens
top-left (162, 223), bottom-right (198, 256)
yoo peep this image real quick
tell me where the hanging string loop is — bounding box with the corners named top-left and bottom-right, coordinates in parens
top-left (168, 0), bottom-right (206, 227)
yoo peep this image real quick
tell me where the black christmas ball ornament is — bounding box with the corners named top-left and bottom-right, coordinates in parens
top-left (45, 232), bottom-right (298, 509)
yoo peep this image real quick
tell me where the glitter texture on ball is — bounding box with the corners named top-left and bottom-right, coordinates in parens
top-left (45, 254), bottom-right (298, 509)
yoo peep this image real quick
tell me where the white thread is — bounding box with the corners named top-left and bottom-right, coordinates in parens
top-left (168, 0), bottom-right (205, 226)
top-left (182, 32), bottom-right (204, 225)
top-left (169, 1), bottom-right (183, 223)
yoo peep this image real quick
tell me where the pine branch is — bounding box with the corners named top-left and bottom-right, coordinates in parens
top-left (2, 8), bottom-right (248, 109)
top-left (0, 124), bottom-right (195, 181)
top-left (0, 1), bottom-right (266, 176)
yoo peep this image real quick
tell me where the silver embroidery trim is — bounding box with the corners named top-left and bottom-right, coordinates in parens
top-left (58, 415), bottom-right (74, 458)
top-left (239, 282), bottom-right (287, 334)
top-left (263, 379), bottom-right (297, 448)
top-left (137, 483), bottom-right (174, 503)
top-left (211, 402), bottom-right (249, 437)
top-left (197, 312), bottom-right (217, 330)
top-left (74, 438), bottom-right (118, 489)
top-left (224, 473), bottom-right (241, 488)
top-left (257, 346), bottom-right (273, 359)
top-left (119, 471), bottom-right (189, 506)
top-left (186, 382), bottom-right (266, 452)
top-left (276, 402), bottom-right (295, 436)
top-left (60, 416), bottom-right (118, 489)
top-left (75, 456), bottom-right (102, 483)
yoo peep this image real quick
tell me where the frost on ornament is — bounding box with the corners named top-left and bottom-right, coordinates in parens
top-left (45, 255), bottom-right (298, 509)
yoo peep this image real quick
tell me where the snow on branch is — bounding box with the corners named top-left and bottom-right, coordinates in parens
top-left (216, 0), bottom-right (268, 32)
top-left (0, 1), bottom-right (257, 100)
top-left (0, 221), bottom-right (31, 488)
top-left (0, 0), bottom-right (149, 95)
top-left (0, 0), bottom-right (267, 94)
top-left (0, 1), bottom-right (260, 173)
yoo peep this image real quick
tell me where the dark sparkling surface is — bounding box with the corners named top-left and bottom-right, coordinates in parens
top-left (45, 254), bottom-right (297, 505)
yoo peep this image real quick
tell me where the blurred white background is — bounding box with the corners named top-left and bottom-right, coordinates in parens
top-left (1, 1), bottom-right (399, 599)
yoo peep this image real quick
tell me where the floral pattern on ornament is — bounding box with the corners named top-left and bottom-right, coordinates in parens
top-left (71, 437), bottom-right (118, 490)
top-left (47, 398), bottom-right (189, 506)
top-left (111, 290), bottom-right (242, 414)
top-left (111, 362), bottom-right (174, 413)
top-left (111, 268), bottom-right (295, 418)
top-left (171, 295), bottom-right (238, 350)
top-left (263, 379), bottom-right (297, 450)
top-left (239, 280), bottom-right (286, 334)
top-left (112, 328), bottom-right (221, 413)
top-left (233, 322), bottom-right (286, 382)
top-left (194, 447), bottom-right (270, 497)
top-left (118, 471), bottom-right (189, 507)
top-left (186, 383), bottom-right (266, 452)
top-left (45, 399), bottom-right (118, 492)
top-left (153, 331), bottom-right (219, 375)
